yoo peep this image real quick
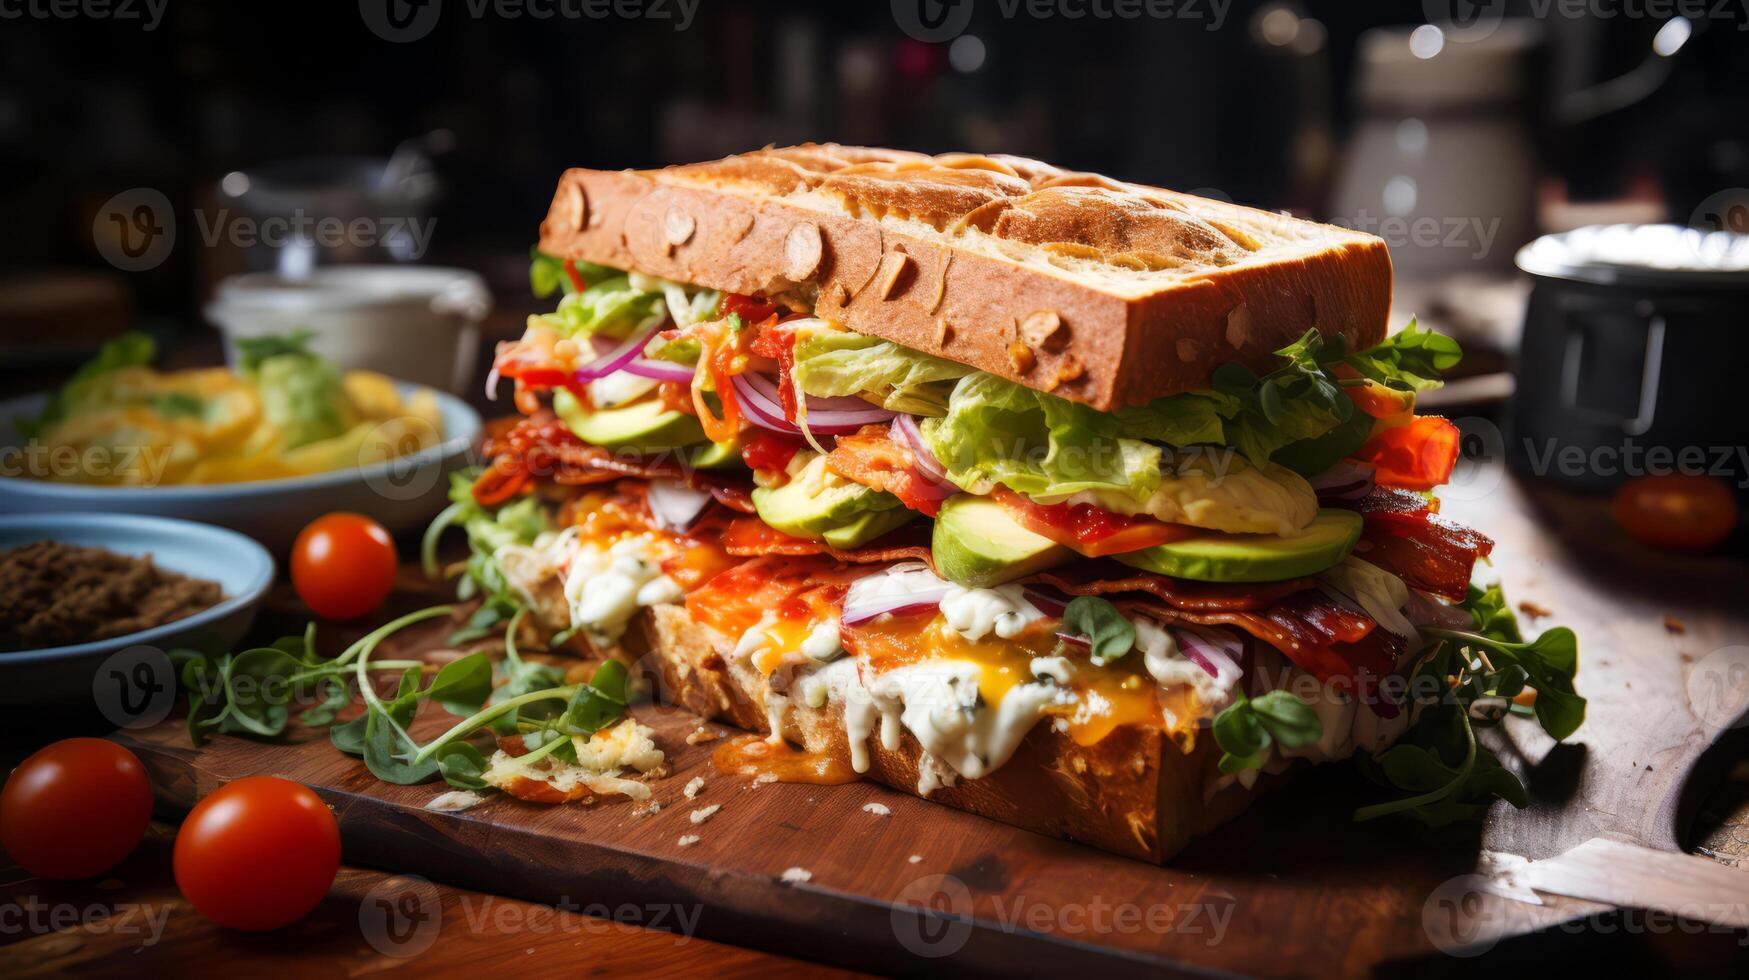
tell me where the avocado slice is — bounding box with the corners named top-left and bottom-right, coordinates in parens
top-left (679, 438), bottom-right (742, 470)
top-left (553, 389), bottom-right (706, 453)
top-left (932, 493), bottom-right (1072, 589)
top-left (1114, 508), bottom-right (1363, 583)
top-left (752, 454), bottom-right (906, 543)
top-left (822, 506), bottom-right (915, 550)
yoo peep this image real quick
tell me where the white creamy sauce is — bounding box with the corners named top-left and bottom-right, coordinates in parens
top-left (1135, 618), bottom-right (1237, 720)
top-left (939, 583), bottom-right (1043, 642)
top-left (562, 534), bottom-right (684, 647)
top-left (822, 658), bottom-right (1071, 795)
top-left (800, 619), bottom-right (841, 661)
top-left (848, 562), bottom-right (1043, 644)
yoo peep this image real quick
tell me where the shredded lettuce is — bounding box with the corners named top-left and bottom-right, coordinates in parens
top-left (791, 329), bottom-right (973, 417)
top-left (541, 275), bottom-right (662, 340)
top-left (922, 374), bottom-right (1172, 500)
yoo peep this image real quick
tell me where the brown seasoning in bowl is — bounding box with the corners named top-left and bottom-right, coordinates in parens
top-left (0, 541), bottom-right (226, 652)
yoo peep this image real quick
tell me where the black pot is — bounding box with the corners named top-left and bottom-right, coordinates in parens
top-left (1511, 224), bottom-right (1749, 492)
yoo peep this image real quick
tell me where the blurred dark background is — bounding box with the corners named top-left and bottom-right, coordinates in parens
top-left (2, 0), bottom-right (1745, 353)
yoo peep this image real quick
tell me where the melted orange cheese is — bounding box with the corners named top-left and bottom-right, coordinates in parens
top-left (844, 613), bottom-right (1164, 747)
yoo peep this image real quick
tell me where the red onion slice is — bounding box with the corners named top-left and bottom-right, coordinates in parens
top-left (890, 413), bottom-right (959, 491)
top-left (1172, 624), bottom-right (1243, 683)
top-left (729, 371), bottom-right (804, 435)
top-left (484, 363), bottom-right (502, 401)
top-left (1021, 585), bottom-right (1070, 618)
top-left (646, 479), bottom-right (714, 532)
top-left (737, 371), bottom-right (898, 433)
top-left (841, 563), bottom-right (953, 625)
top-left (622, 358), bottom-right (697, 383)
top-left (573, 318), bottom-right (663, 384)
top-left (1311, 460), bottom-right (1376, 502)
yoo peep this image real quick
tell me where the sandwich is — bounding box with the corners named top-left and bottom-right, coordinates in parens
top-left (437, 144), bottom-right (1583, 861)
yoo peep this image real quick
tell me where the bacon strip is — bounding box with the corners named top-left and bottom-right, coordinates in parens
top-left (482, 413), bottom-right (758, 512)
top-left (1118, 592), bottom-right (1403, 685)
top-left (1027, 561), bottom-right (1315, 612)
top-left (719, 517), bottom-right (933, 566)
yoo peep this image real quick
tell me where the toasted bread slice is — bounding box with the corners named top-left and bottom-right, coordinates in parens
top-left (538, 144), bottom-right (1391, 411)
top-left (639, 604), bottom-right (1272, 862)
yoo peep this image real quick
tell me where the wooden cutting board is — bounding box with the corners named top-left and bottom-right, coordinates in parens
top-left (110, 463), bottom-right (1749, 976)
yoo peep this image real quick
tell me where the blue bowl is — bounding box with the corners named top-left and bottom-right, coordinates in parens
top-left (0, 384), bottom-right (483, 553)
top-left (0, 513), bottom-right (275, 715)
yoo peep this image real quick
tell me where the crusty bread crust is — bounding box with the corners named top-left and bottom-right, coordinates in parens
top-left (538, 144), bottom-right (1392, 411)
top-left (640, 604), bottom-right (1272, 862)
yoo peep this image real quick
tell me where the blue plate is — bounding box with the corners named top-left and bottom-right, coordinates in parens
top-left (0, 384), bottom-right (483, 553)
top-left (0, 513), bottom-right (275, 716)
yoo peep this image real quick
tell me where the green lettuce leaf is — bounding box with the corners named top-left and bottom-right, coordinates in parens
top-left (922, 373), bottom-right (1167, 500)
top-left (542, 275), bottom-right (661, 340)
top-left (1343, 319), bottom-right (1462, 392)
top-left (791, 330), bottom-right (973, 417)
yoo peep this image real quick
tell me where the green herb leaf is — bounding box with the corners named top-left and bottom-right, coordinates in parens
top-left (1061, 596), bottom-right (1136, 666)
top-left (1249, 691), bottom-right (1322, 748)
top-left (1212, 694), bottom-right (1272, 774)
top-left (422, 652), bottom-right (494, 717)
top-left (362, 704), bottom-right (441, 785)
top-left (561, 660), bottom-right (629, 736)
top-left (436, 742), bottom-right (491, 790)
top-left (1343, 319), bottom-right (1462, 392)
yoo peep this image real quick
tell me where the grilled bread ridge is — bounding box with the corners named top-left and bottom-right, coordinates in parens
top-left (538, 144), bottom-right (1392, 411)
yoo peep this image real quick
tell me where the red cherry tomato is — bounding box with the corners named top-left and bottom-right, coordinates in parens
top-left (1611, 474), bottom-right (1738, 551)
top-left (0, 738), bottom-right (153, 880)
top-left (291, 512), bottom-right (399, 619)
top-left (173, 776), bottom-right (340, 931)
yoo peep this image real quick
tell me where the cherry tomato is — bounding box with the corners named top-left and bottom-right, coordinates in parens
top-left (0, 738), bottom-right (153, 880)
top-left (291, 512), bottom-right (398, 619)
top-left (1611, 474), bottom-right (1738, 551)
top-left (173, 776), bottom-right (340, 931)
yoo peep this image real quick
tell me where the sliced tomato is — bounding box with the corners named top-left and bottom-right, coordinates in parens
top-left (742, 429), bottom-right (805, 473)
top-left (990, 487), bottom-right (1197, 558)
top-left (1353, 415), bottom-right (1460, 491)
top-left (721, 293), bottom-right (783, 327)
top-left (471, 458), bottom-right (530, 506)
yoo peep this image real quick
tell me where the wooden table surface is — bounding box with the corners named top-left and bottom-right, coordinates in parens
top-left (0, 825), bottom-right (867, 978)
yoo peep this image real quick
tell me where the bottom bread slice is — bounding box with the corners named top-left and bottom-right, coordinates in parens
top-left (639, 604), bottom-right (1276, 862)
